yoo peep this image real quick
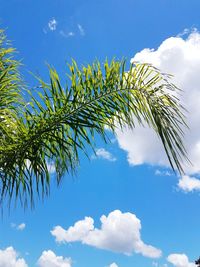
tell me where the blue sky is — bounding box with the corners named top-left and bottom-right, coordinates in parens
top-left (1, 1), bottom-right (200, 267)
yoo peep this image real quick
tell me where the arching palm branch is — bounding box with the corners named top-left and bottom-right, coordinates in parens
top-left (0, 30), bottom-right (188, 207)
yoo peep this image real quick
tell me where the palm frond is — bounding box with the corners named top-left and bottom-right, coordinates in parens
top-left (0, 57), bottom-right (188, 207)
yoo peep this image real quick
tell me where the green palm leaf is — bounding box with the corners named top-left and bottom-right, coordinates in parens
top-left (0, 31), bottom-right (188, 207)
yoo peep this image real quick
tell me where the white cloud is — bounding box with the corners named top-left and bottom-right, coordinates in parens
top-left (167, 253), bottom-right (195, 267)
top-left (60, 30), bottom-right (75, 38)
top-left (177, 27), bottom-right (197, 38)
top-left (68, 32), bottom-right (75, 37)
top-left (51, 216), bottom-right (94, 243)
top-left (17, 223), bottom-right (26, 231)
top-left (77, 24), bottom-right (85, 36)
top-left (178, 175), bottom-right (200, 192)
top-left (116, 30), bottom-right (200, 187)
top-left (152, 262), bottom-right (159, 267)
top-left (92, 148), bottom-right (117, 162)
top-left (48, 18), bottom-right (57, 31)
top-left (155, 170), bottom-right (173, 177)
top-left (47, 162), bottom-right (56, 174)
top-left (109, 263), bottom-right (118, 267)
top-left (152, 262), bottom-right (168, 267)
top-left (0, 247), bottom-right (28, 267)
top-left (11, 223), bottom-right (26, 231)
top-left (51, 210), bottom-right (162, 258)
top-left (38, 250), bottom-right (72, 267)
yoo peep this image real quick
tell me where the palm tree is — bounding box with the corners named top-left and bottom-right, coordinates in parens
top-left (195, 257), bottom-right (200, 266)
top-left (0, 29), bottom-right (188, 207)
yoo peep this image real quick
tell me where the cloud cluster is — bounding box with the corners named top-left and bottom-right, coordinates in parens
top-left (59, 24), bottom-right (85, 38)
top-left (45, 18), bottom-right (85, 38)
top-left (38, 250), bottom-right (72, 267)
top-left (51, 210), bottom-right (161, 258)
top-left (0, 247), bottom-right (27, 267)
top-left (167, 253), bottom-right (195, 267)
top-left (92, 148), bottom-right (117, 162)
top-left (0, 247), bottom-right (73, 267)
top-left (116, 30), bottom-right (200, 191)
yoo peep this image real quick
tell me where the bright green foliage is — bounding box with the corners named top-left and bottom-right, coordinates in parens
top-left (0, 29), bottom-right (22, 144)
top-left (0, 30), bottom-right (188, 207)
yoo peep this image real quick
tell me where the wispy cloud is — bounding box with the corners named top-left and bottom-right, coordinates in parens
top-left (92, 148), bottom-right (117, 162)
top-left (48, 18), bottom-right (57, 31)
top-left (67, 31), bottom-right (75, 37)
top-left (109, 263), bottom-right (119, 267)
top-left (77, 24), bottom-right (85, 36)
top-left (152, 262), bottom-right (168, 267)
top-left (17, 223), bottom-right (26, 231)
top-left (177, 27), bottom-right (197, 37)
top-left (60, 30), bottom-right (75, 38)
top-left (155, 169), bottom-right (173, 177)
top-left (44, 19), bottom-right (85, 39)
top-left (11, 222), bottom-right (26, 231)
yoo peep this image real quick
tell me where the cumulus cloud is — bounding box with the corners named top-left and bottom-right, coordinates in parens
top-left (167, 253), bottom-right (195, 267)
top-left (37, 250), bottom-right (72, 267)
top-left (51, 210), bottom-right (161, 258)
top-left (92, 148), bottom-right (117, 162)
top-left (51, 216), bottom-right (94, 243)
top-left (48, 18), bottom-right (57, 31)
top-left (178, 175), bottom-right (200, 192)
top-left (0, 247), bottom-right (27, 267)
top-left (116, 30), bottom-right (200, 190)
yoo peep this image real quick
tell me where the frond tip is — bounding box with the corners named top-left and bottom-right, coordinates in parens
top-left (0, 56), bottom-right (188, 207)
